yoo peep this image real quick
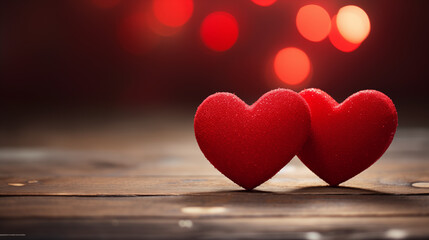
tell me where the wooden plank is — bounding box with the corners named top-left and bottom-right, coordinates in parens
top-left (1, 217), bottom-right (429, 239)
top-left (0, 148), bottom-right (427, 178)
top-left (1, 155), bottom-right (429, 196)
top-left (2, 175), bottom-right (429, 196)
top-left (0, 148), bottom-right (215, 177)
top-left (1, 195), bottom-right (429, 218)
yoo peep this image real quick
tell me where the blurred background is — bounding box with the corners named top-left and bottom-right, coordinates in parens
top-left (0, 0), bottom-right (428, 125)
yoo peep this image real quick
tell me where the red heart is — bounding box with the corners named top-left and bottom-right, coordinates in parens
top-left (298, 89), bottom-right (398, 186)
top-left (194, 89), bottom-right (311, 190)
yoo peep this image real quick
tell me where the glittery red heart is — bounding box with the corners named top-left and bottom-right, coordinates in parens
top-left (298, 89), bottom-right (398, 186)
top-left (194, 89), bottom-right (311, 190)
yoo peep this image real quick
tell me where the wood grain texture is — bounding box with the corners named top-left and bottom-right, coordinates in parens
top-left (1, 194), bottom-right (429, 218)
top-left (1, 172), bottom-right (429, 196)
top-left (0, 113), bottom-right (429, 239)
top-left (1, 217), bottom-right (429, 240)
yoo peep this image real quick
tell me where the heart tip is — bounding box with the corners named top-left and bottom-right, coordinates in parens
top-left (327, 181), bottom-right (343, 187)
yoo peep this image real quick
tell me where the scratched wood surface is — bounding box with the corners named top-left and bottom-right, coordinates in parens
top-left (0, 111), bottom-right (428, 239)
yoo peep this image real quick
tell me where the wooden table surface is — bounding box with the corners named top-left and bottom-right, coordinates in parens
top-left (1, 112), bottom-right (429, 239)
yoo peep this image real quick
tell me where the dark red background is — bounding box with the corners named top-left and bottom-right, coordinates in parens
top-left (1, 0), bottom-right (428, 119)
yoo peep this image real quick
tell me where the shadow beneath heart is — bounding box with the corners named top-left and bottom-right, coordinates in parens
top-left (283, 185), bottom-right (390, 195)
top-left (187, 184), bottom-right (390, 196)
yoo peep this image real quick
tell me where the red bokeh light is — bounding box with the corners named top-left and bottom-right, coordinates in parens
top-left (117, 12), bottom-right (158, 55)
top-left (329, 15), bottom-right (360, 52)
top-left (251, 0), bottom-right (277, 7)
top-left (91, 0), bottom-right (120, 9)
top-left (274, 47), bottom-right (310, 85)
top-left (296, 4), bottom-right (331, 42)
top-left (200, 12), bottom-right (239, 52)
top-left (153, 0), bottom-right (193, 27)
